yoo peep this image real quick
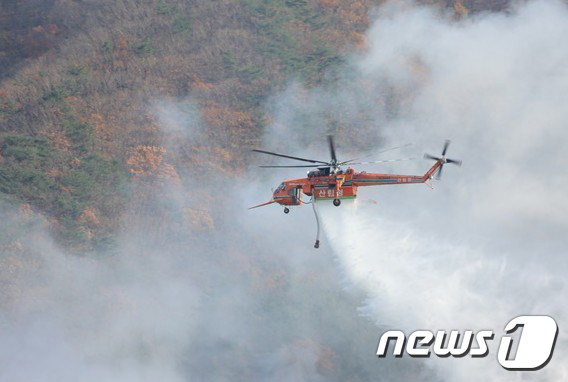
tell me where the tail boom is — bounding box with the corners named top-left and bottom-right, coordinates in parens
top-left (352, 160), bottom-right (443, 186)
top-left (422, 159), bottom-right (443, 181)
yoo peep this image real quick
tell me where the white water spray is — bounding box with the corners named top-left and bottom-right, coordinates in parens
top-left (319, 196), bottom-right (566, 381)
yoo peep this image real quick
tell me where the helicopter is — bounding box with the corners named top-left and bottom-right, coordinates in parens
top-left (250, 136), bottom-right (461, 248)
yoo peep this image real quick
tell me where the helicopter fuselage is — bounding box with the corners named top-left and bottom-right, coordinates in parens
top-left (271, 161), bottom-right (442, 207)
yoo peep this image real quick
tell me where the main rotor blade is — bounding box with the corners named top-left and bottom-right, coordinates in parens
top-left (441, 140), bottom-right (450, 156)
top-left (364, 143), bottom-right (413, 157)
top-left (446, 158), bottom-right (462, 166)
top-left (252, 149), bottom-right (328, 164)
top-left (259, 164), bottom-right (323, 168)
top-left (436, 165), bottom-right (444, 179)
top-left (424, 154), bottom-right (441, 161)
top-left (376, 143), bottom-right (413, 156)
top-left (328, 135), bottom-right (337, 162)
top-left (344, 157), bottom-right (415, 165)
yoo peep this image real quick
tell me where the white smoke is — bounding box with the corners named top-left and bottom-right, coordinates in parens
top-left (0, 98), bottom-right (435, 381)
top-left (258, 0), bottom-right (568, 380)
top-left (300, 1), bottom-right (568, 381)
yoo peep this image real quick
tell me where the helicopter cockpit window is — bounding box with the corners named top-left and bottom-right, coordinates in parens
top-left (274, 183), bottom-right (285, 194)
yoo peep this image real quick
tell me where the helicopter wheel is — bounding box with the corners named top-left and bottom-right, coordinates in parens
top-left (284, 207), bottom-right (290, 214)
top-left (333, 199), bottom-right (341, 207)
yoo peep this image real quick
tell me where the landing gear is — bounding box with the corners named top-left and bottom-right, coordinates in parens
top-left (314, 240), bottom-right (320, 249)
top-left (333, 198), bottom-right (341, 207)
top-left (284, 207), bottom-right (290, 214)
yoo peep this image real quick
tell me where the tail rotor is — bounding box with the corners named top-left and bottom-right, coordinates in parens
top-left (424, 140), bottom-right (462, 179)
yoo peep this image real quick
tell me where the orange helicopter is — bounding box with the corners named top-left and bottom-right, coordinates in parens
top-left (251, 136), bottom-right (461, 248)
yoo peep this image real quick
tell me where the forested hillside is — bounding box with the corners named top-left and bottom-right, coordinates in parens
top-left (0, 0), bottom-right (506, 248)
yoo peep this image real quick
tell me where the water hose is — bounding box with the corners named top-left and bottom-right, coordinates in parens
top-left (312, 195), bottom-right (321, 249)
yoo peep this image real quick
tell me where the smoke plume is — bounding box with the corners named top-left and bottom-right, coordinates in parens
top-left (271, 1), bottom-right (568, 381)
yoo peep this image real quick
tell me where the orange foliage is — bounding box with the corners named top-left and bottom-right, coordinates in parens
top-left (90, 113), bottom-right (107, 133)
top-left (47, 168), bottom-right (62, 177)
top-left (79, 226), bottom-right (94, 240)
top-left (89, 113), bottom-right (118, 144)
top-left (157, 162), bottom-right (180, 182)
top-left (69, 157), bottom-right (81, 168)
top-left (352, 32), bottom-right (367, 50)
top-left (91, 113), bottom-right (104, 122)
top-left (201, 106), bottom-right (254, 127)
top-left (127, 145), bottom-right (166, 177)
top-left (338, 1), bottom-right (368, 27)
top-left (214, 147), bottom-right (233, 162)
top-left (454, 0), bottom-right (469, 17)
top-left (19, 204), bottom-right (33, 220)
top-left (44, 129), bottom-right (71, 152)
top-left (91, 113), bottom-right (106, 131)
top-left (23, 23), bottom-right (60, 55)
top-left (191, 76), bottom-right (215, 91)
top-left (184, 207), bottom-right (214, 230)
top-left (64, 96), bottom-right (79, 103)
top-left (201, 105), bottom-right (255, 129)
top-left (319, 0), bottom-right (340, 7)
top-left (78, 207), bottom-right (100, 227)
top-left (188, 146), bottom-right (238, 175)
top-left (47, 24), bottom-right (59, 35)
top-left (112, 60), bottom-right (126, 71)
top-left (116, 36), bottom-right (128, 51)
